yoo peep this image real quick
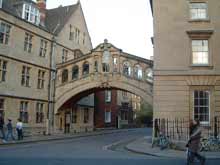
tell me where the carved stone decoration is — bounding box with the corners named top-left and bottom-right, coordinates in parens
top-left (186, 76), bottom-right (217, 86)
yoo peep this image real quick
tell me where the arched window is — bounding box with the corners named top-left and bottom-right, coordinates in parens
top-left (61, 69), bottom-right (68, 83)
top-left (146, 68), bottom-right (153, 82)
top-left (82, 61), bottom-right (89, 76)
top-left (134, 64), bottom-right (143, 79)
top-left (123, 61), bottom-right (131, 76)
top-left (72, 65), bottom-right (79, 80)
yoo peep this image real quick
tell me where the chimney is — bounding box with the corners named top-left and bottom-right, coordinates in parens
top-left (36, 0), bottom-right (47, 26)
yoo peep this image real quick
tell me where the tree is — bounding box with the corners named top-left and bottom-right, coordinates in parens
top-left (135, 102), bottom-right (153, 126)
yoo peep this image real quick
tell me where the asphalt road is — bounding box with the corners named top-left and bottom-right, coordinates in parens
top-left (0, 128), bottom-right (219, 165)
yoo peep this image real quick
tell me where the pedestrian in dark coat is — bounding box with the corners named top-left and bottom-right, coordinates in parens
top-left (0, 114), bottom-right (6, 142)
top-left (6, 119), bottom-right (15, 141)
top-left (187, 120), bottom-right (205, 165)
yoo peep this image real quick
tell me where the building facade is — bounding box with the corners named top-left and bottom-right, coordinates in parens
top-left (151, 0), bottom-right (220, 135)
top-left (0, 0), bottom-right (93, 135)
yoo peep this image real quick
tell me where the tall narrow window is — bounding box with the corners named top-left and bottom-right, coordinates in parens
top-left (75, 28), bottom-right (80, 44)
top-left (24, 33), bottom-right (33, 53)
top-left (69, 25), bottom-right (74, 40)
top-left (20, 101), bottom-right (28, 123)
top-left (83, 32), bottom-right (86, 45)
top-left (84, 108), bottom-right (89, 123)
top-left (0, 22), bottom-right (11, 45)
top-left (105, 109), bottom-right (111, 123)
top-left (194, 90), bottom-right (210, 124)
top-left (72, 65), bottom-right (79, 80)
top-left (123, 61), bottom-right (131, 76)
top-left (36, 102), bottom-right (44, 123)
top-left (0, 99), bottom-right (4, 117)
top-left (37, 70), bottom-right (45, 89)
top-left (134, 65), bottom-right (143, 79)
top-left (21, 66), bottom-right (30, 87)
top-left (82, 61), bottom-right (89, 76)
top-left (146, 68), bottom-right (153, 82)
top-left (192, 40), bottom-right (208, 65)
top-left (39, 39), bottom-right (47, 57)
top-left (113, 57), bottom-right (117, 72)
top-left (61, 69), bottom-right (68, 83)
top-left (62, 49), bottom-right (68, 63)
top-left (0, 60), bottom-right (7, 82)
top-left (94, 61), bottom-right (98, 72)
top-left (105, 90), bottom-right (111, 103)
top-left (190, 3), bottom-right (208, 20)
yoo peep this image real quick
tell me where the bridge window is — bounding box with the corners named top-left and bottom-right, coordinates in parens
top-left (134, 65), bottom-right (143, 79)
top-left (113, 57), bottom-right (118, 72)
top-left (62, 69), bottom-right (68, 83)
top-left (123, 61), bottom-right (131, 76)
top-left (102, 63), bottom-right (110, 72)
top-left (82, 61), bottom-right (89, 76)
top-left (146, 68), bottom-right (153, 82)
top-left (72, 65), bottom-right (79, 80)
top-left (94, 61), bottom-right (98, 72)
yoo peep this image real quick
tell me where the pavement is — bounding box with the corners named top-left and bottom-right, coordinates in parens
top-left (0, 128), bottom-right (132, 146)
top-left (126, 136), bottom-right (220, 159)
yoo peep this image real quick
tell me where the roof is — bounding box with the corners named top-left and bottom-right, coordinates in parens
top-left (1, 0), bottom-right (79, 35)
top-left (45, 4), bottom-right (78, 35)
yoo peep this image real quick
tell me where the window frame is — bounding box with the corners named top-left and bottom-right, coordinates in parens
top-left (24, 32), bottom-right (33, 53)
top-left (39, 39), bottom-right (47, 57)
top-left (62, 49), bottom-right (68, 63)
top-left (22, 3), bottom-right (40, 25)
top-left (0, 98), bottom-right (4, 117)
top-left (36, 102), bottom-right (44, 123)
top-left (37, 70), bottom-right (45, 89)
top-left (21, 66), bottom-right (31, 87)
top-left (193, 90), bottom-right (210, 125)
top-left (0, 59), bottom-right (7, 82)
top-left (189, 2), bottom-right (208, 21)
top-left (0, 22), bottom-right (11, 45)
top-left (83, 108), bottom-right (89, 123)
top-left (105, 109), bottom-right (111, 123)
top-left (20, 101), bottom-right (29, 123)
top-left (105, 90), bottom-right (111, 103)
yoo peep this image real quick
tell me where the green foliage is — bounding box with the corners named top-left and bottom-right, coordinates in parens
top-left (135, 102), bottom-right (153, 126)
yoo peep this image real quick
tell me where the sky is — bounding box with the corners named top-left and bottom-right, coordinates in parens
top-left (44, 0), bottom-right (153, 59)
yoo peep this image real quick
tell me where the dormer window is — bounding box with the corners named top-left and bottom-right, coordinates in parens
top-left (22, 3), bottom-right (40, 25)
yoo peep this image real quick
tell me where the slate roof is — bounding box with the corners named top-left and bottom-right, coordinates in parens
top-left (1, 0), bottom-right (79, 35)
top-left (45, 4), bottom-right (78, 35)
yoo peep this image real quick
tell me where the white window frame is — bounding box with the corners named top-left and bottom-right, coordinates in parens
top-left (190, 2), bottom-right (208, 20)
top-left (193, 90), bottom-right (210, 125)
top-left (105, 110), bottom-right (111, 123)
top-left (0, 22), bottom-right (11, 45)
top-left (22, 3), bottom-right (40, 25)
top-left (192, 39), bottom-right (209, 65)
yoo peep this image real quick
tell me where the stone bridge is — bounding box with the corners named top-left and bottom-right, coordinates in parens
top-left (55, 40), bottom-right (153, 114)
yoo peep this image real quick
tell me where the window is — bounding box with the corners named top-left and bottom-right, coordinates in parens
top-left (113, 57), bottom-right (117, 72)
top-left (20, 101), bottom-right (28, 123)
top-left (69, 25), bottom-right (74, 41)
top-left (192, 40), bottom-right (208, 65)
top-left (36, 102), bottom-right (44, 123)
top-left (102, 63), bottom-right (110, 72)
top-left (123, 61), bottom-right (131, 76)
top-left (39, 39), bottom-right (47, 57)
top-left (94, 61), bottom-right (98, 72)
top-left (83, 32), bottom-right (86, 45)
top-left (190, 3), bottom-right (208, 20)
top-left (24, 33), bottom-right (33, 53)
top-left (72, 109), bottom-right (77, 123)
top-left (146, 68), bottom-right (153, 82)
top-left (0, 22), bottom-right (11, 45)
top-left (122, 91), bottom-right (128, 98)
top-left (121, 111), bottom-right (128, 120)
top-left (105, 109), bottom-right (111, 123)
top-left (84, 108), bottom-right (89, 123)
top-left (0, 99), bottom-right (4, 117)
top-left (75, 28), bottom-right (80, 44)
top-left (82, 62), bottom-right (89, 76)
top-left (72, 65), bottom-right (79, 80)
top-left (134, 65), bottom-right (143, 79)
top-left (21, 66), bottom-right (30, 87)
top-left (0, 59), bottom-right (7, 82)
top-left (194, 90), bottom-right (210, 124)
top-left (62, 49), bottom-right (68, 63)
top-left (37, 70), bottom-right (45, 89)
top-left (105, 90), bottom-right (111, 103)
top-left (22, 4), bottom-right (40, 25)
top-left (61, 69), bottom-right (68, 83)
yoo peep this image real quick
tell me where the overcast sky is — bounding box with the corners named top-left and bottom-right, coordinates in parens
top-left (45, 0), bottom-right (153, 59)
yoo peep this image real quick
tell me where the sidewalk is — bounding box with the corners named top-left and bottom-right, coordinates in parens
top-left (126, 136), bottom-right (220, 159)
top-left (0, 129), bottom-right (131, 146)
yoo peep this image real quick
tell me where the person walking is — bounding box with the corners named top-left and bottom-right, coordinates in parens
top-left (186, 119), bottom-right (206, 165)
top-left (0, 113), bottom-right (6, 142)
top-left (6, 119), bottom-right (15, 141)
top-left (16, 118), bottom-right (23, 140)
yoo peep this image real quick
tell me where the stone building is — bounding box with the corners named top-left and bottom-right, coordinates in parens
top-left (151, 0), bottom-right (220, 136)
top-left (0, 0), bottom-right (93, 135)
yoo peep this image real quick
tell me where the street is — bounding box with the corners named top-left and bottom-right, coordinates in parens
top-left (0, 128), bottom-right (219, 165)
